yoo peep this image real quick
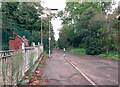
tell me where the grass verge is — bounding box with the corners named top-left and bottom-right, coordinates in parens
top-left (66, 47), bottom-right (119, 60)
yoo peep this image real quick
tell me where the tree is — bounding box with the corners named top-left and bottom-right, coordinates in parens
top-left (85, 12), bottom-right (105, 55)
top-left (58, 2), bottom-right (117, 55)
top-left (2, 2), bottom-right (56, 52)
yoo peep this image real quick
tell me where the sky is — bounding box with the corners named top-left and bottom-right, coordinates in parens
top-left (41, 0), bottom-right (119, 41)
top-left (41, 0), bottom-right (66, 41)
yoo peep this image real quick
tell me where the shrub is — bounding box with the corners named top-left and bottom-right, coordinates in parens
top-left (66, 46), bottom-right (75, 52)
top-left (73, 48), bottom-right (86, 54)
top-left (98, 54), bottom-right (107, 57)
top-left (85, 37), bottom-right (101, 55)
top-left (78, 44), bottom-right (84, 48)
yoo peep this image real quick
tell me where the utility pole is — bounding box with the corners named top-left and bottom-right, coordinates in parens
top-left (49, 15), bottom-right (51, 58)
top-left (41, 17), bottom-right (43, 45)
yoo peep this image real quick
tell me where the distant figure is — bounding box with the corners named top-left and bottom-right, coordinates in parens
top-left (22, 36), bottom-right (28, 47)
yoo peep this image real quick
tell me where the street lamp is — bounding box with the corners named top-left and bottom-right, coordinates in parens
top-left (41, 16), bottom-right (43, 45)
top-left (37, 12), bottom-right (44, 52)
top-left (37, 12), bottom-right (43, 45)
top-left (49, 8), bottom-right (58, 58)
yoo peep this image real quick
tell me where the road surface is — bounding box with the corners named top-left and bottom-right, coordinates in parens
top-left (44, 49), bottom-right (118, 86)
top-left (44, 50), bottom-right (90, 85)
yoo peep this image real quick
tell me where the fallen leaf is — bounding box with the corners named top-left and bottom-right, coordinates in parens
top-left (35, 70), bottom-right (39, 74)
top-left (33, 80), bottom-right (39, 83)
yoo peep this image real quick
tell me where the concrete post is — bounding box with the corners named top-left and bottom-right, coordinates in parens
top-left (38, 42), bottom-right (40, 45)
top-left (33, 42), bottom-right (35, 47)
top-left (22, 43), bottom-right (25, 76)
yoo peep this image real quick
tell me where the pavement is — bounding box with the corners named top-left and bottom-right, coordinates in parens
top-left (43, 50), bottom-right (90, 85)
top-left (44, 49), bottom-right (119, 86)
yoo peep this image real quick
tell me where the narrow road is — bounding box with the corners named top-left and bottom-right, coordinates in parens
top-left (44, 49), bottom-right (118, 86)
top-left (44, 50), bottom-right (90, 85)
top-left (58, 49), bottom-right (118, 85)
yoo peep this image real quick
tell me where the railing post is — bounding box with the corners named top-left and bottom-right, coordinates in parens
top-left (0, 54), bottom-right (2, 86)
top-left (22, 43), bottom-right (25, 76)
top-left (37, 42), bottom-right (39, 58)
top-left (33, 42), bottom-right (35, 47)
top-left (40, 44), bottom-right (43, 53)
top-left (38, 42), bottom-right (40, 45)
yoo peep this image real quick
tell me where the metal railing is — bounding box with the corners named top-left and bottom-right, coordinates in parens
top-left (0, 43), bottom-right (43, 86)
top-left (0, 50), bottom-right (15, 58)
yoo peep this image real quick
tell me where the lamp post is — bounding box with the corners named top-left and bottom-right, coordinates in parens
top-left (41, 17), bottom-right (43, 45)
top-left (49, 9), bottom-right (58, 58)
top-left (37, 12), bottom-right (43, 45)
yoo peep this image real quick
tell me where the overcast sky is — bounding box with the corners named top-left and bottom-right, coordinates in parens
top-left (41, 0), bottom-right (119, 41)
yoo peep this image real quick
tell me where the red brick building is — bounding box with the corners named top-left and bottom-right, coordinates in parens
top-left (9, 33), bottom-right (22, 50)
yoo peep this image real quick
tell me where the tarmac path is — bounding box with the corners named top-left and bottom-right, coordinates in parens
top-left (44, 49), bottom-right (119, 86)
top-left (44, 50), bottom-right (90, 85)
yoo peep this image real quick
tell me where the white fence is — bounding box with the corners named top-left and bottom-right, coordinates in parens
top-left (0, 44), bottom-right (43, 86)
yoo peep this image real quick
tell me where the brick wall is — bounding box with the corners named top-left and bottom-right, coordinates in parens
top-left (9, 35), bottom-right (22, 50)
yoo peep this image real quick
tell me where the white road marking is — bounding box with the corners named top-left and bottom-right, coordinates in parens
top-left (64, 57), bottom-right (97, 86)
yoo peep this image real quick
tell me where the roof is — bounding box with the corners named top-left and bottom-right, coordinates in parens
top-left (13, 32), bottom-right (22, 39)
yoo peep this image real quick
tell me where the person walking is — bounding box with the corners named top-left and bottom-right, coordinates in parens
top-left (22, 36), bottom-right (28, 47)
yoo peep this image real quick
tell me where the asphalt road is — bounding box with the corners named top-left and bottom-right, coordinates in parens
top-left (44, 50), bottom-right (90, 85)
top-left (44, 49), bottom-right (118, 86)
top-left (60, 49), bottom-right (118, 85)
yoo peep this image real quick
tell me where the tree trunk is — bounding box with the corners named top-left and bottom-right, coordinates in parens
top-left (106, 46), bottom-right (109, 54)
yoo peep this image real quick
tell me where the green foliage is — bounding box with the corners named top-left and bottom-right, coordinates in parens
top-left (66, 46), bottom-right (75, 52)
top-left (2, 2), bottom-right (55, 51)
top-left (28, 51), bottom-right (36, 80)
top-left (17, 81), bottom-right (23, 85)
top-left (96, 51), bottom-right (119, 59)
top-left (13, 2), bottom-right (43, 32)
top-left (97, 54), bottom-right (107, 57)
top-left (73, 48), bottom-right (86, 54)
top-left (58, 2), bottom-right (118, 56)
top-left (85, 37), bottom-right (101, 55)
top-left (45, 79), bottom-right (49, 82)
top-left (43, 51), bottom-right (48, 58)
top-left (78, 44), bottom-right (84, 48)
top-left (66, 47), bottom-right (119, 59)
top-left (2, 49), bottom-right (23, 85)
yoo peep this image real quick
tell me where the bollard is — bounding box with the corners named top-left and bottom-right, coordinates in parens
top-left (40, 44), bottom-right (43, 52)
top-left (38, 42), bottom-right (40, 45)
top-left (64, 48), bottom-right (66, 57)
top-left (33, 42), bottom-right (35, 47)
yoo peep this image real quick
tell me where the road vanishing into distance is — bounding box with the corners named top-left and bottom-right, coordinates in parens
top-left (44, 49), bottom-right (118, 86)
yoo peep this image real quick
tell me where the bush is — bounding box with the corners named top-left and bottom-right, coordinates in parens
top-left (98, 54), bottom-right (107, 57)
top-left (85, 37), bottom-right (101, 55)
top-left (96, 51), bottom-right (119, 59)
top-left (73, 48), bottom-right (86, 54)
top-left (78, 44), bottom-right (84, 48)
top-left (66, 46), bottom-right (75, 52)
